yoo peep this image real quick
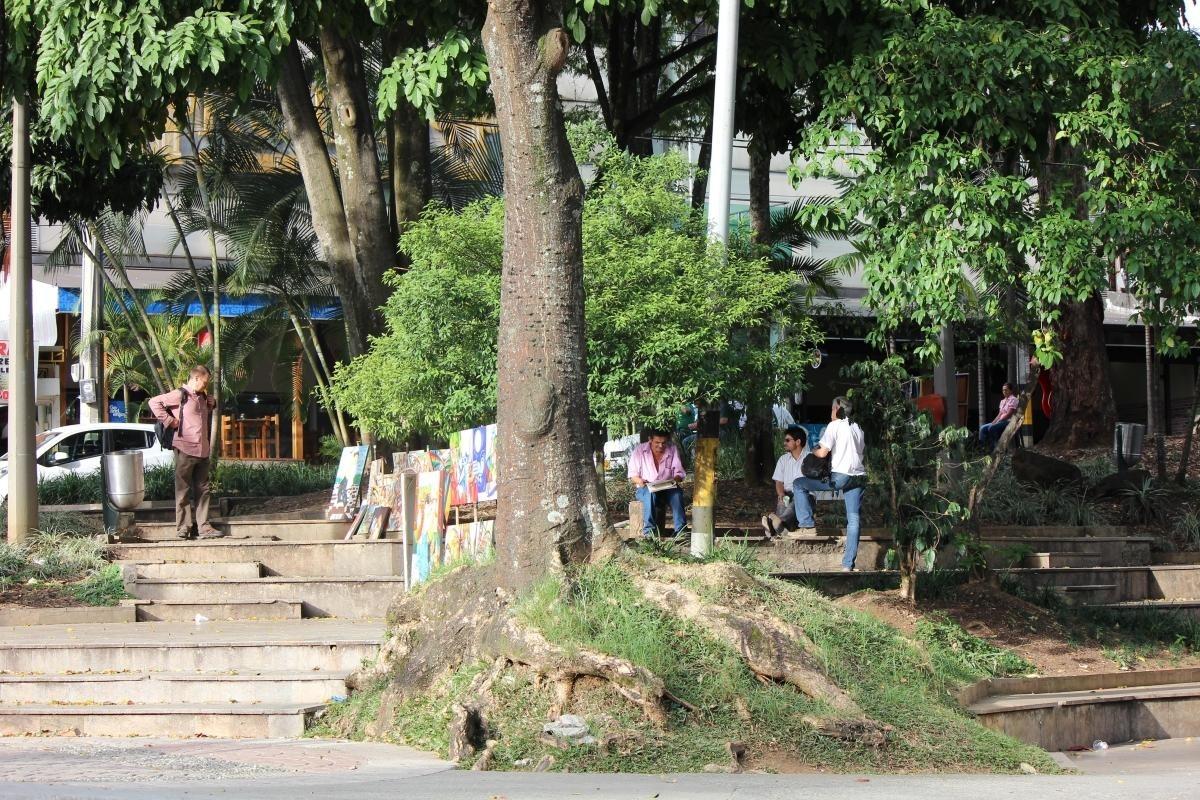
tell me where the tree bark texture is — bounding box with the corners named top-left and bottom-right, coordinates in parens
top-left (742, 137), bottom-right (775, 484)
top-left (275, 41), bottom-right (372, 357)
top-left (1041, 294), bottom-right (1117, 449)
top-left (384, 25), bottom-right (433, 258)
top-left (318, 27), bottom-right (395, 330)
top-left (483, 0), bottom-right (609, 589)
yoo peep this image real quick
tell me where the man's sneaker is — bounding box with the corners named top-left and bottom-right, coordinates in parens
top-left (198, 526), bottom-right (226, 539)
top-left (784, 527), bottom-right (817, 540)
top-left (841, 566), bottom-right (859, 573)
top-left (175, 529), bottom-right (192, 540)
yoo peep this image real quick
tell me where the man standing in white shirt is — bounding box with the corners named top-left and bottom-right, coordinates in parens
top-left (790, 397), bottom-right (867, 571)
top-left (762, 426), bottom-right (808, 536)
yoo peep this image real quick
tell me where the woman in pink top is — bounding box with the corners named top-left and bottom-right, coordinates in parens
top-left (627, 429), bottom-right (687, 537)
top-left (979, 382), bottom-right (1019, 451)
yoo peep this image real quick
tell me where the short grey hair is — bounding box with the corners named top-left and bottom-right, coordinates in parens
top-left (189, 365), bottom-right (211, 379)
top-left (833, 396), bottom-right (852, 419)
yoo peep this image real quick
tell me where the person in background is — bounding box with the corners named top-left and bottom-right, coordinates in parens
top-left (675, 403), bottom-right (699, 454)
top-left (762, 426), bottom-right (808, 537)
top-left (978, 382), bottom-right (1019, 451)
top-left (627, 429), bottom-right (687, 537)
top-left (149, 366), bottom-right (223, 540)
top-left (790, 397), bottom-right (867, 571)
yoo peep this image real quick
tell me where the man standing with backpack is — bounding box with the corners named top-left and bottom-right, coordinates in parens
top-left (149, 365), bottom-right (224, 540)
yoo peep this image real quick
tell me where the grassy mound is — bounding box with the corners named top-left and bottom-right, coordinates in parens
top-left (312, 551), bottom-right (1054, 774)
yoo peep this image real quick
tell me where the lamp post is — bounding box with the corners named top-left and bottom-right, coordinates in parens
top-left (693, 0), bottom-right (742, 557)
top-left (8, 97), bottom-right (38, 543)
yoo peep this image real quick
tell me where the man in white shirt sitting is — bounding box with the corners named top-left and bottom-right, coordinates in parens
top-left (790, 397), bottom-right (868, 572)
top-left (762, 426), bottom-right (808, 536)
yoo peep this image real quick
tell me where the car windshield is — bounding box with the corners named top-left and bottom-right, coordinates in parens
top-left (0, 431), bottom-right (58, 461)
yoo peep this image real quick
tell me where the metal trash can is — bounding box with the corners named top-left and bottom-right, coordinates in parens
top-left (104, 450), bottom-right (145, 511)
top-left (1113, 422), bottom-right (1145, 471)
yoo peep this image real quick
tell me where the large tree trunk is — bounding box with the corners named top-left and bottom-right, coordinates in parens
top-left (388, 102), bottom-right (431, 254)
top-left (319, 28), bottom-right (395, 328)
top-left (1040, 294), bottom-right (1116, 449)
top-left (384, 27), bottom-right (432, 256)
top-left (742, 138), bottom-right (775, 484)
top-left (275, 41), bottom-right (372, 357)
top-left (483, 0), bottom-right (609, 590)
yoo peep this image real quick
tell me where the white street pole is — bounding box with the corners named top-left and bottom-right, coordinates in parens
top-left (79, 228), bottom-right (104, 424)
top-left (8, 97), bottom-right (39, 543)
top-left (705, 0), bottom-right (742, 246)
top-left (694, 0), bottom-right (741, 559)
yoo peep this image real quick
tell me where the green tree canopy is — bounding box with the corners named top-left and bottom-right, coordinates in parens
top-left (793, 7), bottom-right (1200, 366)
top-left (331, 129), bottom-right (819, 440)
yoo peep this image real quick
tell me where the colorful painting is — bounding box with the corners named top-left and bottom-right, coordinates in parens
top-left (385, 474), bottom-right (404, 532)
top-left (365, 459), bottom-right (391, 506)
top-left (442, 520), bottom-right (495, 565)
top-left (410, 470), bottom-right (446, 585)
top-left (404, 450), bottom-right (434, 473)
top-left (449, 424), bottom-right (497, 506)
top-left (367, 506), bottom-right (390, 540)
top-left (326, 445), bottom-right (371, 521)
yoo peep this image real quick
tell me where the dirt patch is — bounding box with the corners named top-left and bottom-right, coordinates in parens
top-left (750, 749), bottom-right (822, 774)
top-left (226, 490), bottom-right (329, 518)
top-left (839, 582), bottom-right (1200, 676)
top-left (0, 583), bottom-right (86, 609)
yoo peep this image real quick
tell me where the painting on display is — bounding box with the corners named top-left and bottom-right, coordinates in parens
top-left (326, 445), bottom-right (371, 521)
top-left (449, 424), bottom-right (497, 506)
top-left (366, 506), bottom-right (391, 540)
top-left (442, 520), bottom-right (495, 566)
top-left (409, 470), bottom-right (446, 585)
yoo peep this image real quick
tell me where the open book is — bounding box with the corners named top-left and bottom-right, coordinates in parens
top-left (646, 479), bottom-right (677, 493)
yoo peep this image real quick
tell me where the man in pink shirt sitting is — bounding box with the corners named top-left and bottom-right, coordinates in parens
top-left (149, 365), bottom-right (223, 539)
top-left (627, 429), bottom-right (687, 537)
top-left (979, 382), bottom-right (1019, 451)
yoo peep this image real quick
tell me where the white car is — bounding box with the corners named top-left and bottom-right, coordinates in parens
top-left (0, 423), bottom-right (174, 503)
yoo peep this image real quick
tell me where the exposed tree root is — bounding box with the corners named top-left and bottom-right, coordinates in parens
top-left (493, 617), bottom-right (671, 728)
top-left (631, 561), bottom-right (890, 744)
top-left (352, 557), bottom-right (888, 758)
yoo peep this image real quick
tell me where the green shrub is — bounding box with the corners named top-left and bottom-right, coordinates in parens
top-left (35, 462), bottom-right (336, 505)
top-left (68, 564), bottom-right (130, 606)
top-left (915, 614), bottom-right (1033, 681)
top-left (1173, 511), bottom-right (1200, 550)
top-left (21, 531), bottom-right (108, 581)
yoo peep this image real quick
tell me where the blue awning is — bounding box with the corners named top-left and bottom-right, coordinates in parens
top-left (56, 288), bottom-right (341, 321)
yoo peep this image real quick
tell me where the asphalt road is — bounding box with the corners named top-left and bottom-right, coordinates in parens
top-left (0, 736), bottom-right (1195, 800)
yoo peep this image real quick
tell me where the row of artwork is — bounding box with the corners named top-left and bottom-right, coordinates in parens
top-left (411, 520), bottom-right (495, 587)
top-left (325, 444), bottom-right (495, 587)
top-left (326, 423), bottom-right (498, 523)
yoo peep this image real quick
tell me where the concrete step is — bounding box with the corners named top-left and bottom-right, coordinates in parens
top-left (128, 576), bottom-right (407, 619)
top-left (1021, 552), bottom-right (1104, 569)
top-left (1101, 599), bottom-right (1200, 620)
top-left (127, 519), bottom-right (351, 542)
top-left (0, 620), bottom-right (383, 674)
top-left (110, 540), bottom-right (408, 578)
top-left (0, 702), bottom-right (323, 738)
top-left (1054, 583), bottom-right (1123, 605)
top-left (0, 671), bottom-right (349, 705)
top-left (966, 673), bottom-right (1200, 751)
top-left (119, 561), bottom-right (263, 580)
top-left (134, 599), bottom-right (303, 622)
top-left (0, 604), bottom-right (137, 626)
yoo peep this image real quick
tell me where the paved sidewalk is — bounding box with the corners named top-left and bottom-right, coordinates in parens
top-left (1, 736), bottom-right (1198, 800)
